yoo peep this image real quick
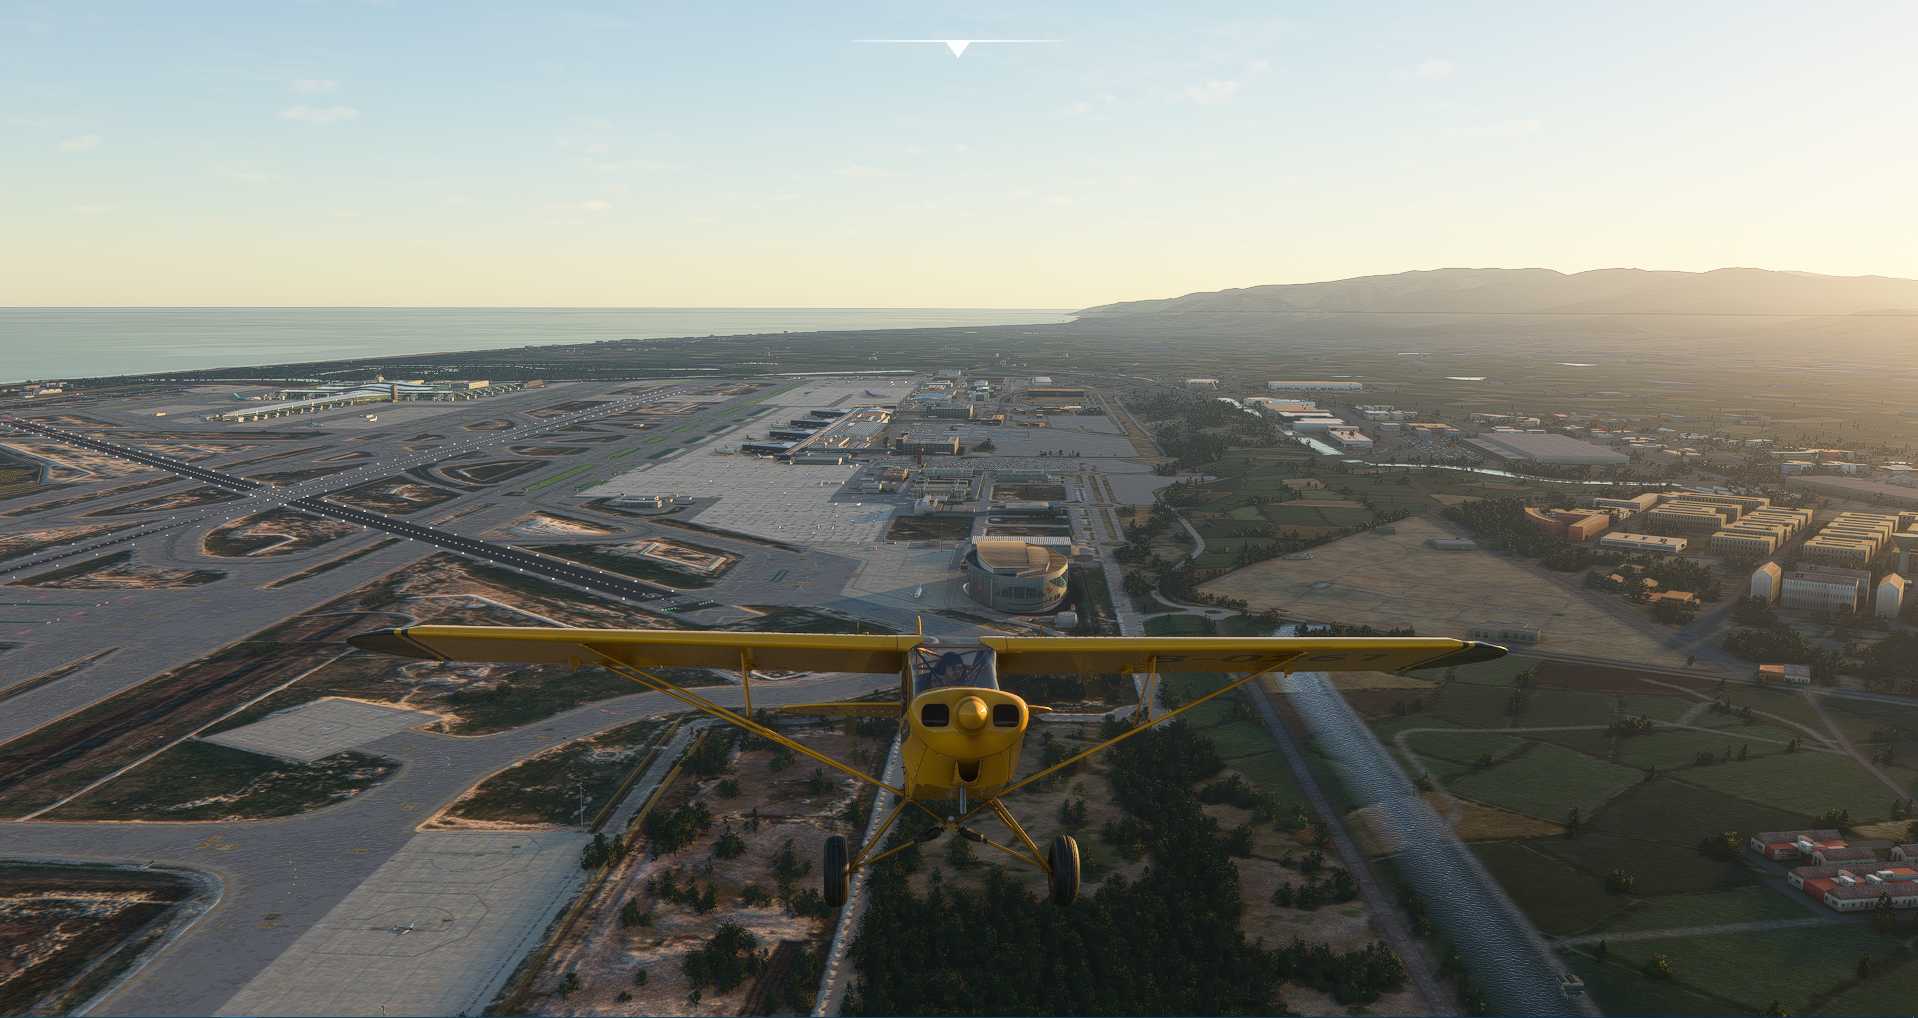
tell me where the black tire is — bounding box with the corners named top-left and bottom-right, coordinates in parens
top-left (823, 835), bottom-right (849, 907)
top-left (1048, 834), bottom-right (1080, 907)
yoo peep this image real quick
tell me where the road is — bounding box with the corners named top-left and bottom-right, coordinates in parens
top-left (4, 672), bottom-right (888, 1016)
top-left (3, 392), bottom-right (696, 608)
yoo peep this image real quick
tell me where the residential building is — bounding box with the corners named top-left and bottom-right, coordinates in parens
top-left (1184, 378), bottom-right (1220, 388)
top-left (1750, 562), bottom-right (1783, 603)
top-left (1757, 663), bottom-right (1812, 686)
top-left (1647, 502), bottom-right (1734, 534)
top-left (1711, 526), bottom-right (1786, 557)
top-left (1780, 566), bottom-right (1871, 613)
top-left (1599, 532), bottom-right (1688, 555)
top-left (1524, 508), bottom-right (1611, 542)
top-left (1878, 574), bottom-right (1908, 620)
top-left (1752, 830), bottom-right (1846, 862)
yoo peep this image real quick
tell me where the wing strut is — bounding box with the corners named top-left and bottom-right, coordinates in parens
top-left (579, 644), bottom-right (916, 802)
top-left (956, 658), bottom-right (1289, 826)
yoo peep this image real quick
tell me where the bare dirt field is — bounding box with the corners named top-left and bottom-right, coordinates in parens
top-left (209, 554), bottom-right (678, 737)
top-left (86, 485), bottom-right (244, 517)
top-left (503, 512), bottom-right (621, 539)
top-left (521, 727), bottom-right (884, 1017)
top-left (1201, 515), bottom-right (1686, 664)
top-left (326, 477), bottom-right (460, 515)
top-left (0, 862), bottom-right (199, 1015)
top-left (0, 522), bottom-right (134, 562)
top-left (0, 438), bottom-right (154, 481)
top-left (204, 508), bottom-right (358, 557)
top-left (10, 549), bottom-right (224, 590)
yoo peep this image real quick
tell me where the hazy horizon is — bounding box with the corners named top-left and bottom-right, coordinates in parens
top-left (6, 2), bottom-right (1915, 306)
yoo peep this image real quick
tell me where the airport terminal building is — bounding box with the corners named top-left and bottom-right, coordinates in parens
top-left (964, 539), bottom-right (1069, 614)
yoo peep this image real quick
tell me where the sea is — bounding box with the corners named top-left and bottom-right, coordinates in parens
top-left (0, 307), bottom-right (1076, 383)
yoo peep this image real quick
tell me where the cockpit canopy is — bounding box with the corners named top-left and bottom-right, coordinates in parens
top-left (911, 645), bottom-right (997, 694)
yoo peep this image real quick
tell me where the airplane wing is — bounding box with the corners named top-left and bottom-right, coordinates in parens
top-left (350, 625), bottom-right (921, 673)
top-left (349, 625), bottom-right (917, 796)
top-left (770, 701), bottom-right (905, 718)
top-left (981, 635), bottom-right (1504, 675)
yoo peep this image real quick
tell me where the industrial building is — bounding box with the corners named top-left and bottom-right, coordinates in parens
top-left (1267, 380), bottom-right (1362, 392)
top-left (1465, 432), bottom-right (1628, 466)
top-left (963, 539), bottom-right (1069, 613)
top-left (892, 434), bottom-right (963, 456)
top-left (210, 378), bottom-right (504, 422)
top-left (1326, 428), bottom-right (1374, 451)
top-left (1404, 422), bottom-right (1460, 444)
top-left (1779, 566), bottom-right (1872, 613)
top-left (1599, 532), bottom-right (1687, 555)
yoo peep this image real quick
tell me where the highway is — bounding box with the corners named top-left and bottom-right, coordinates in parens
top-left (2, 390), bottom-right (695, 608)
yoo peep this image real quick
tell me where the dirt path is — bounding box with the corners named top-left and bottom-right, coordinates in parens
top-left (1802, 689), bottom-right (1913, 801)
top-left (1556, 916), bottom-right (1836, 946)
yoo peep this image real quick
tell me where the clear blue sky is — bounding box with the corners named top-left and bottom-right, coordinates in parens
top-left (4, 1), bottom-right (1913, 306)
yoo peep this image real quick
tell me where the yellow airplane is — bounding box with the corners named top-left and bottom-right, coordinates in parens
top-left (349, 626), bottom-right (1502, 906)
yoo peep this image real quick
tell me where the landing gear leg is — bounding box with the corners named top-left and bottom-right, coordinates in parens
top-left (823, 835), bottom-right (848, 907)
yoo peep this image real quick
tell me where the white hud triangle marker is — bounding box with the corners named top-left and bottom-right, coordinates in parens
top-left (854, 38), bottom-right (1055, 58)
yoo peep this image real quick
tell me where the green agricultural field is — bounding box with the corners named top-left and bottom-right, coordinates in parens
top-left (1597, 886), bottom-right (1814, 935)
top-left (1610, 730), bottom-right (1781, 771)
top-left (1447, 741), bottom-right (1641, 821)
top-left (1563, 952), bottom-right (1731, 1017)
top-left (1604, 924), bottom-right (1886, 1015)
top-left (1613, 693), bottom-right (1698, 722)
top-left (1589, 778), bottom-right (1814, 849)
top-left (1817, 952), bottom-right (1918, 1016)
top-left (1471, 841), bottom-right (1627, 935)
top-left (1679, 750), bottom-right (1905, 822)
top-left (1533, 831), bottom-right (1753, 897)
top-left (1403, 727), bottom-right (1528, 767)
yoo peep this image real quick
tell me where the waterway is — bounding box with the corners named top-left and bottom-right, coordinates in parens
top-left (0, 307), bottom-right (1074, 382)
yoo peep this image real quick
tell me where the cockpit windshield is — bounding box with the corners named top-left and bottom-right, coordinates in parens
top-left (910, 646), bottom-right (997, 694)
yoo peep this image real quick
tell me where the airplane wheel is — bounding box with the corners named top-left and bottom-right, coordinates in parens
top-left (1048, 834), bottom-right (1080, 907)
top-left (823, 835), bottom-right (849, 907)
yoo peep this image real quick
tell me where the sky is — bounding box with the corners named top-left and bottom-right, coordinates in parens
top-left (4, 1), bottom-right (1915, 307)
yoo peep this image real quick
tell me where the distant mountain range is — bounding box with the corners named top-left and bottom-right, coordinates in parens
top-left (1077, 268), bottom-right (1918, 317)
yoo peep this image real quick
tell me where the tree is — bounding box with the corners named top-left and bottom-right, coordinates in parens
top-left (1604, 869), bottom-right (1637, 894)
top-left (1644, 953), bottom-right (1674, 980)
top-left (1566, 806), bottom-right (1582, 838)
top-left (633, 967), bottom-right (649, 987)
top-left (717, 778), bottom-right (741, 798)
top-left (619, 897), bottom-right (652, 928)
top-left (557, 971), bottom-right (581, 998)
top-left (683, 922), bottom-right (761, 993)
top-left (1856, 954), bottom-right (1874, 981)
top-left (945, 832), bottom-right (977, 869)
top-left (714, 826), bottom-right (747, 860)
